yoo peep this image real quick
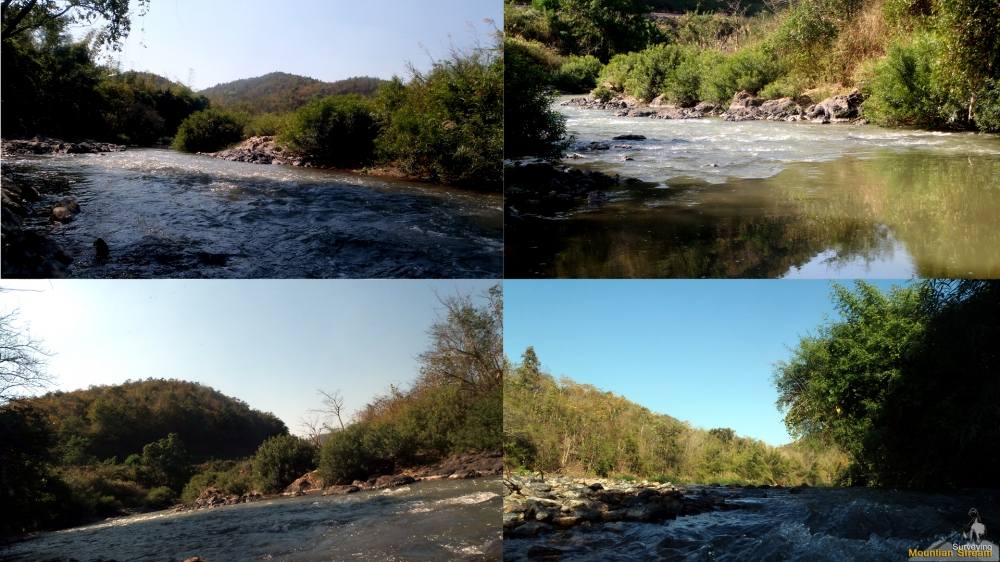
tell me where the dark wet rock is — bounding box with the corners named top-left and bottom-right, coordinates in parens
top-left (94, 238), bottom-right (110, 262)
top-left (612, 134), bottom-right (646, 141)
top-left (1, 176), bottom-right (71, 277)
top-left (585, 141), bottom-right (611, 151)
top-left (505, 162), bottom-right (655, 217)
top-left (208, 135), bottom-right (305, 166)
top-left (374, 474), bottom-right (416, 489)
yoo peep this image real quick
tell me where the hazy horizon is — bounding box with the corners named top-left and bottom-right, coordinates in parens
top-left (72, 0), bottom-right (501, 90)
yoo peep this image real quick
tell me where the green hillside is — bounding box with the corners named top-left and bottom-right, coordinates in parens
top-left (199, 72), bottom-right (387, 114)
top-left (26, 379), bottom-right (287, 463)
top-left (504, 348), bottom-right (848, 486)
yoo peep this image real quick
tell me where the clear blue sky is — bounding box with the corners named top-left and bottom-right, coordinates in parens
top-left (0, 280), bottom-right (495, 435)
top-left (503, 280), bottom-right (909, 446)
top-left (78, 0), bottom-right (501, 90)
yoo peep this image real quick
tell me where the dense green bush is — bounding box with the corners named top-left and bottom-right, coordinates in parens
top-left (504, 37), bottom-right (566, 158)
top-left (859, 32), bottom-right (960, 128)
top-left (699, 47), bottom-right (784, 103)
top-left (374, 48), bottom-right (503, 189)
top-left (251, 435), bottom-right (316, 493)
top-left (144, 486), bottom-right (176, 509)
top-left (172, 109), bottom-right (246, 153)
top-left (597, 51), bottom-right (644, 92)
top-left (974, 79), bottom-right (1000, 133)
top-left (280, 94), bottom-right (378, 167)
top-left (317, 422), bottom-right (401, 484)
top-left (181, 460), bottom-right (253, 502)
top-left (553, 55), bottom-right (603, 93)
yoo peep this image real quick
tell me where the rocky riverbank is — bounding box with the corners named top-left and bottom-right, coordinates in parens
top-left (176, 451), bottom-right (503, 513)
top-left (564, 89), bottom-right (865, 124)
top-left (1, 172), bottom-right (72, 277)
top-left (2, 137), bottom-right (125, 156)
top-left (503, 474), bottom-right (732, 538)
top-left (505, 162), bottom-right (655, 217)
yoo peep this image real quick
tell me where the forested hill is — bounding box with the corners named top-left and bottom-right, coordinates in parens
top-left (24, 379), bottom-right (287, 463)
top-left (199, 72), bottom-right (387, 113)
top-left (504, 348), bottom-right (847, 486)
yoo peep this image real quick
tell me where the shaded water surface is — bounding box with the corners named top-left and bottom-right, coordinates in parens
top-left (3, 478), bottom-right (501, 561)
top-left (506, 99), bottom-right (1000, 278)
top-left (504, 486), bottom-right (999, 561)
top-left (3, 150), bottom-right (502, 278)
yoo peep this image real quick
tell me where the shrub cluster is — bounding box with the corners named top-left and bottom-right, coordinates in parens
top-left (278, 94), bottom-right (379, 167)
top-left (171, 109), bottom-right (246, 153)
top-left (250, 435), bottom-right (316, 493)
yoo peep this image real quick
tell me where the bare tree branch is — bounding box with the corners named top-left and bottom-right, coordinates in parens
top-left (0, 309), bottom-right (53, 403)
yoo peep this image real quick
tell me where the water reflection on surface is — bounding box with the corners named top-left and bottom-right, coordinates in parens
top-left (507, 151), bottom-right (1000, 278)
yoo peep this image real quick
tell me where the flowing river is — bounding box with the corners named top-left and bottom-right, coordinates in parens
top-left (504, 485), bottom-right (1000, 561)
top-left (2, 149), bottom-right (502, 278)
top-left (2, 478), bottom-right (501, 561)
top-left (506, 98), bottom-right (1000, 278)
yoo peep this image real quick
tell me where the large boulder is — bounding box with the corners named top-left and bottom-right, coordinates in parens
top-left (373, 474), bottom-right (416, 489)
top-left (283, 470), bottom-right (324, 496)
top-left (806, 90), bottom-right (864, 122)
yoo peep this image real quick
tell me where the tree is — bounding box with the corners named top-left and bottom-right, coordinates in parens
top-left (141, 433), bottom-right (191, 490)
top-left (1, 0), bottom-right (149, 48)
top-left (0, 309), bottom-right (52, 404)
top-left (315, 389), bottom-right (347, 431)
top-left (418, 285), bottom-right (504, 391)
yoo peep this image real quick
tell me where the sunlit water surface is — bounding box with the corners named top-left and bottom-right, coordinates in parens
top-left (506, 98), bottom-right (1000, 278)
top-left (2, 478), bottom-right (501, 561)
top-left (3, 149), bottom-right (502, 278)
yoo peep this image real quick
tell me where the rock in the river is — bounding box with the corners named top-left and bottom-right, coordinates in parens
top-left (208, 136), bottom-right (304, 166)
top-left (723, 92), bottom-right (804, 121)
top-left (503, 474), bottom-right (725, 537)
top-left (374, 474), bottom-right (416, 489)
top-left (94, 238), bottom-right (110, 262)
top-left (612, 134), bottom-right (646, 141)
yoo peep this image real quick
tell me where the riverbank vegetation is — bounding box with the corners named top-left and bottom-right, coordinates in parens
top-left (504, 348), bottom-right (848, 486)
top-left (0, 286), bottom-right (501, 536)
top-left (775, 280), bottom-right (1000, 488)
top-left (2, 1), bottom-right (502, 190)
top-left (318, 286), bottom-right (503, 484)
top-left (504, 0), bottom-right (1000, 149)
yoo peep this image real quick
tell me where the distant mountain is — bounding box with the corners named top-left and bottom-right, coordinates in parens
top-left (25, 379), bottom-right (288, 462)
top-left (199, 72), bottom-right (388, 114)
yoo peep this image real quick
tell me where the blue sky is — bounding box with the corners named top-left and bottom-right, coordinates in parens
top-left (77, 0), bottom-right (501, 90)
top-left (503, 280), bottom-right (909, 446)
top-left (0, 280), bottom-right (495, 435)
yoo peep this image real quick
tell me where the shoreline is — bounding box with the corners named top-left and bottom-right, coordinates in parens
top-left (561, 89), bottom-right (866, 124)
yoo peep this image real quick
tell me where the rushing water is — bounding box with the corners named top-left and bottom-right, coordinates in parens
top-left (2, 149), bottom-right (502, 278)
top-left (2, 478), bottom-right (501, 562)
top-left (506, 98), bottom-right (1000, 278)
top-left (504, 486), bottom-right (1000, 561)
